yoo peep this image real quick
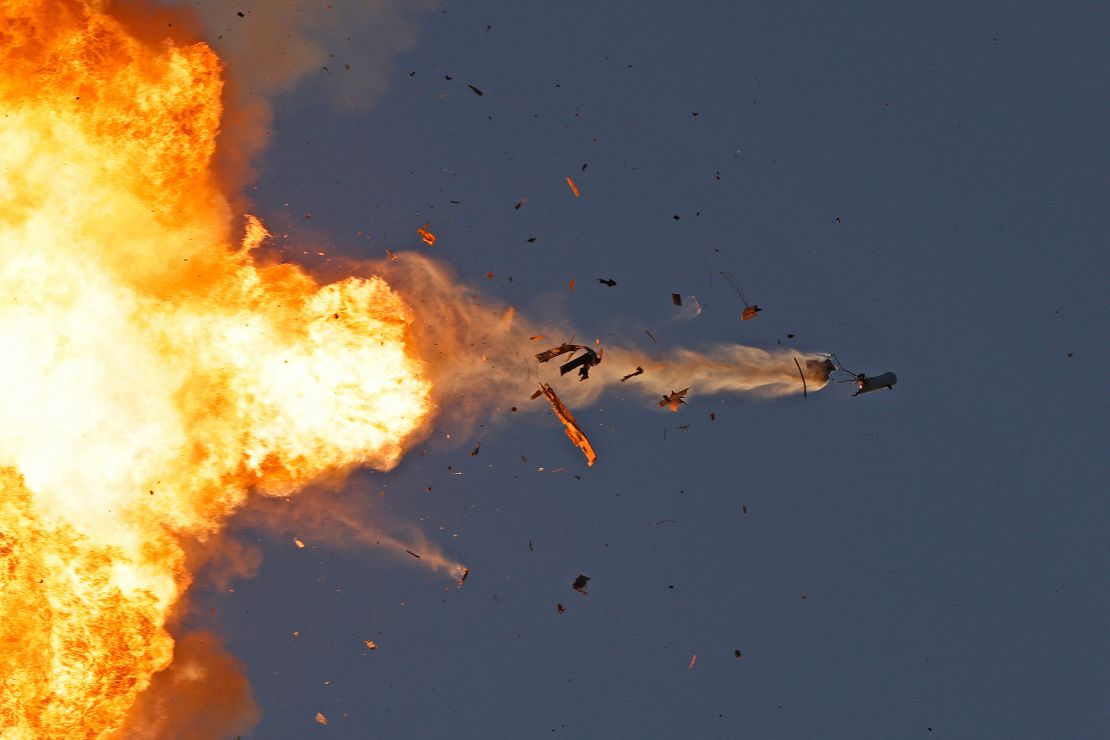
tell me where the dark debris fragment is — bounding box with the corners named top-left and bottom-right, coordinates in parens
top-left (620, 367), bottom-right (644, 382)
top-left (572, 574), bottom-right (590, 594)
top-left (659, 388), bottom-right (689, 412)
top-left (536, 342), bottom-right (602, 381)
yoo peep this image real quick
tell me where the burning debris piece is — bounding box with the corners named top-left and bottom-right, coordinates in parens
top-left (416, 223), bottom-right (436, 246)
top-left (572, 574), bottom-right (591, 594)
top-left (566, 176), bottom-right (581, 197)
top-left (364, 640), bottom-right (378, 650)
top-left (620, 366), bottom-right (644, 382)
top-left (457, 568), bottom-right (470, 587)
top-left (535, 342), bottom-right (602, 381)
top-left (537, 383), bottom-right (597, 466)
top-left (659, 388), bottom-right (689, 412)
top-left (536, 385), bottom-right (597, 466)
top-left (720, 271), bottom-right (762, 320)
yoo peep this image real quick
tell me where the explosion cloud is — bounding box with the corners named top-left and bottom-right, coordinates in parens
top-left (0, 2), bottom-right (830, 736)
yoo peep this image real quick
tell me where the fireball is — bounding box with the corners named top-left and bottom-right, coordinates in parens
top-left (0, 2), bottom-right (431, 735)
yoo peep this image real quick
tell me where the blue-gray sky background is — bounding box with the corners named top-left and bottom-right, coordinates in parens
top-left (185, 2), bottom-right (1108, 737)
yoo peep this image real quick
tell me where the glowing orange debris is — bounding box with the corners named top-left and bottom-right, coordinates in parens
top-left (741, 305), bottom-right (762, 320)
top-left (566, 176), bottom-right (581, 197)
top-left (538, 383), bottom-right (597, 466)
top-left (417, 223), bottom-right (437, 246)
top-left (660, 388), bottom-right (689, 412)
top-left (364, 640), bottom-right (378, 650)
top-left (315, 712), bottom-right (328, 725)
top-left (294, 538), bottom-right (306, 548)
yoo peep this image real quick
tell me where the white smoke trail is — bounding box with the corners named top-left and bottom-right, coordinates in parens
top-left (377, 253), bottom-right (830, 424)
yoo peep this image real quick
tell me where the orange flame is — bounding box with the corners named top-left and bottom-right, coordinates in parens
top-left (0, 2), bottom-right (433, 735)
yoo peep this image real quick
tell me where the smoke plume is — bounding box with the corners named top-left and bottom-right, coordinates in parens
top-left (120, 632), bottom-right (260, 740)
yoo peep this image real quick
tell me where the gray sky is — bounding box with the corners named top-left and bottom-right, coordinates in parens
top-left (189, 1), bottom-right (1108, 737)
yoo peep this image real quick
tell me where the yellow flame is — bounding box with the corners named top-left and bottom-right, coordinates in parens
top-left (0, 2), bottom-right (432, 735)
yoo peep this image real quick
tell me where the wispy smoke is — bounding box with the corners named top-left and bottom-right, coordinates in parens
top-left (240, 482), bottom-right (468, 580)
top-left (154, 0), bottom-right (439, 189)
top-left (183, 0), bottom-right (440, 108)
